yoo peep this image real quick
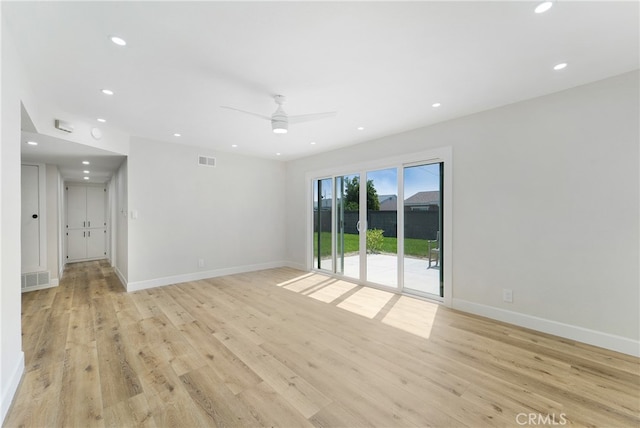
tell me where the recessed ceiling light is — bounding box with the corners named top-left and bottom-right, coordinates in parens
top-left (101, 89), bottom-right (114, 95)
top-left (231, 144), bottom-right (238, 148)
top-left (310, 141), bottom-right (316, 145)
top-left (276, 152), bottom-right (281, 156)
top-left (27, 141), bottom-right (38, 146)
top-left (535, 1), bottom-right (553, 14)
top-left (173, 133), bottom-right (181, 137)
top-left (83, 177), bottom-right (90, 180)
top-left (97, 118), bottom-right (106, 123)
top-left (82, 161), bottom-right (90, 165)
top-left (83, 170), bottom-right (90, 174)
top-left (110, 36), bottom-right (127, 46)
top-left (553, 62), bottom-right (568, 70)
top-left (357, 127), bottom-right (364, 131)
top-left (432, 103), bottom-right (441, 108)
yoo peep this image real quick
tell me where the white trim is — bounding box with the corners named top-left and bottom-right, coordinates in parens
top-left (452, 298), bottom-right (640, 357)
top-left (1, 351), bottom-right (24, 425)
top-left (283, 261), bottom-right (307, 271)
top-left (21, 283), bottom-right (57, 293)
top-left (114, 266), bottom-right (128, 291)
top-left (304, 147), bottom-right (451, 180)
top-left (125, 261), bottom-right (288, 292)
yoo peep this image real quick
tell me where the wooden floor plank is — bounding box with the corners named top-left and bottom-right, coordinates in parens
top-left (103, 393), bottom-right (156, 428)
top-left (237, 380), bottom-right (315, 428)
top-left (179, 366), bottom-right (261, 427)
top-left (57, 343), bottom-right (105, 428)
top-left (4, 261), bottom-right (639, 428)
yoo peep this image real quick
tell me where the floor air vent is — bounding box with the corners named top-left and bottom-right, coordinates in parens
top-left (22, 271), bottom-right (50, 290)
top-left (198, 155), bottom-right (216, 167)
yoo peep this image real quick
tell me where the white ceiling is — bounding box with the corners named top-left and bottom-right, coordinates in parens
top-left (21, 131), bottom-right (125, 184)
top-left (4, 1), bottom-right (639, 175)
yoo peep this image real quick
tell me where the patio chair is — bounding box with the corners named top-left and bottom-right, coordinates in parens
top-left (428, 231), bottom-right (440, 269)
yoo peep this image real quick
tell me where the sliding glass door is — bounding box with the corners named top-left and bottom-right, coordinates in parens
top-left (336, 174), bottom-right (360, 280)
top-left (403, 163), bottom-right (443, 297)
top-left (366, 168), bottom-right (398, 288)
top-left (311, 159), bottom-right (445, 299)
top-left (313, 178), bottom-right (333, 271)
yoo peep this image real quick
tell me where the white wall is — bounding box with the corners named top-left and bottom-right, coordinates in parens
top-left (126, 137), bottom-right (287, 290)
top-left (45, 164), bottom-right (60, 284)
top-left (285, 71), bottom-right (640, 355)
top-left (113, 159), bottom-right (128, 286)
top-left (0, 12), bottom-right (26, 422)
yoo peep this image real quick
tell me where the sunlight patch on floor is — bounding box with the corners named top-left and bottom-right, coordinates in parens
top-left (308, 281), bottom-right (358, 303)
top-left (381, 295), bottom-right (438, 339)
top-left (276, 272), bottom-right (439, 341)
top-left (277, 273), bottom-right (330, 293)
top-left (337, 287), bottom-right (394, 319)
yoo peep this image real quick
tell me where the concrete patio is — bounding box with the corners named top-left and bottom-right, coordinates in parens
top-left (339, 253), bottom-right (441, 296)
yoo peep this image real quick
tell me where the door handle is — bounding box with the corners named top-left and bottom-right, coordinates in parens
top-left (88, 231), bottom-right (91, 237)
top-left (356, 221), bottom-right (360, 232)
top-left (88, 221), bottom-right (91, 227)
top-left (32, 214), bottom-right (38, 219)
top-left (83, 221), bottom-right (86, 227)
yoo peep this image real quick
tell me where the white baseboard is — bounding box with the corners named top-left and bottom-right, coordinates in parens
top-left (21, 282), bottom-right (58, 293)
top-left (283, 261), bottom-right (307, 271)
top-left (51, 278), bottom-right (59, 286)
top-left (1, 351), bottom-right (24, 425)
top-left (125, 261), bottom-right (288, 292)
top-left (114, 266), bottom-right (128, 291)
top-left (452, 298), bottom-right (640, 357)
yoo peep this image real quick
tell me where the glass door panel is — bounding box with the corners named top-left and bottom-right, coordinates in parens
top-left (336, 174), bottom-right (360, 280)
top-left (313, 178), bottom-right (333, 271)
top-left (366, 168), bottom-right (398, 287)
top-left (403, 163), bottom-right (443, 297)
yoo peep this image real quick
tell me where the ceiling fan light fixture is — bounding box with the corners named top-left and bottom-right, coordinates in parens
top-left (272, 121), bottom-right (288, 134)
top-left (535, 1), bottom-right (553, 14)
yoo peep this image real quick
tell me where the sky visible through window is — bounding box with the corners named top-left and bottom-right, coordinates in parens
top-left (315, 163), bottom-right (440, 203)
top-left (369, 163), bottom-right (440, 199)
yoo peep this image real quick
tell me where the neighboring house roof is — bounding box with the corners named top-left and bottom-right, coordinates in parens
top-left (405, 191), bottom-right (440, 207)
top-left (314, 198), bottom-right (333, 209)
top-left (378, 194), bottom-right (397, 211)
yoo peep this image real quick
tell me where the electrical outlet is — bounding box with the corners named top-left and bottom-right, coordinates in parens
top-left (198, 258), bottom-right (205, 268)
top-left (503, 288), bottom-right (513, 303)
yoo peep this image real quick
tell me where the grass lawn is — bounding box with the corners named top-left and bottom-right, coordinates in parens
top-left (314, 232), bottom-right (437, 258)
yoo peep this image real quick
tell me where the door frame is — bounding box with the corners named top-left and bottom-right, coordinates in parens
top-left (305, 146), bottom-right (453, 306)
top-left (21, 163), bottom-right (47, 273)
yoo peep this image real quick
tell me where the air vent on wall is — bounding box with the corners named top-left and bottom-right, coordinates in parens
top-left (21, 271), bottom-right (50, 289)
top-left (198, 155), bottom-right (216, 168)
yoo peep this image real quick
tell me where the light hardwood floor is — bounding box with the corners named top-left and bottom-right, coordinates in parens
top-left (4, 261), bottom-right (639, 427)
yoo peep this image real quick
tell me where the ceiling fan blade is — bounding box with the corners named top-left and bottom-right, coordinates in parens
top-left (220, 106), bottom-right (271, 121)
top-left (288, 111), bottom-right (337, 124)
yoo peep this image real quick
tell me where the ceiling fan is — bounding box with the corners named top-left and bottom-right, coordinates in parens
top-left (221, 95), bottom-right (337, 134)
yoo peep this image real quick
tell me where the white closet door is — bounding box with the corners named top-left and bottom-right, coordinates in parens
top-left (67, 229), bottom-right (87, 261)
top-left (67, 186), bottom-right (87, 229)
top-left (86, 229), bottom-right (105, 259)
top-left (21, 165), bottom-right (41, 270)
top-left (86, 187), bottom-right (105, 228)
top-left (66, 185), bottom-right (107, 262)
